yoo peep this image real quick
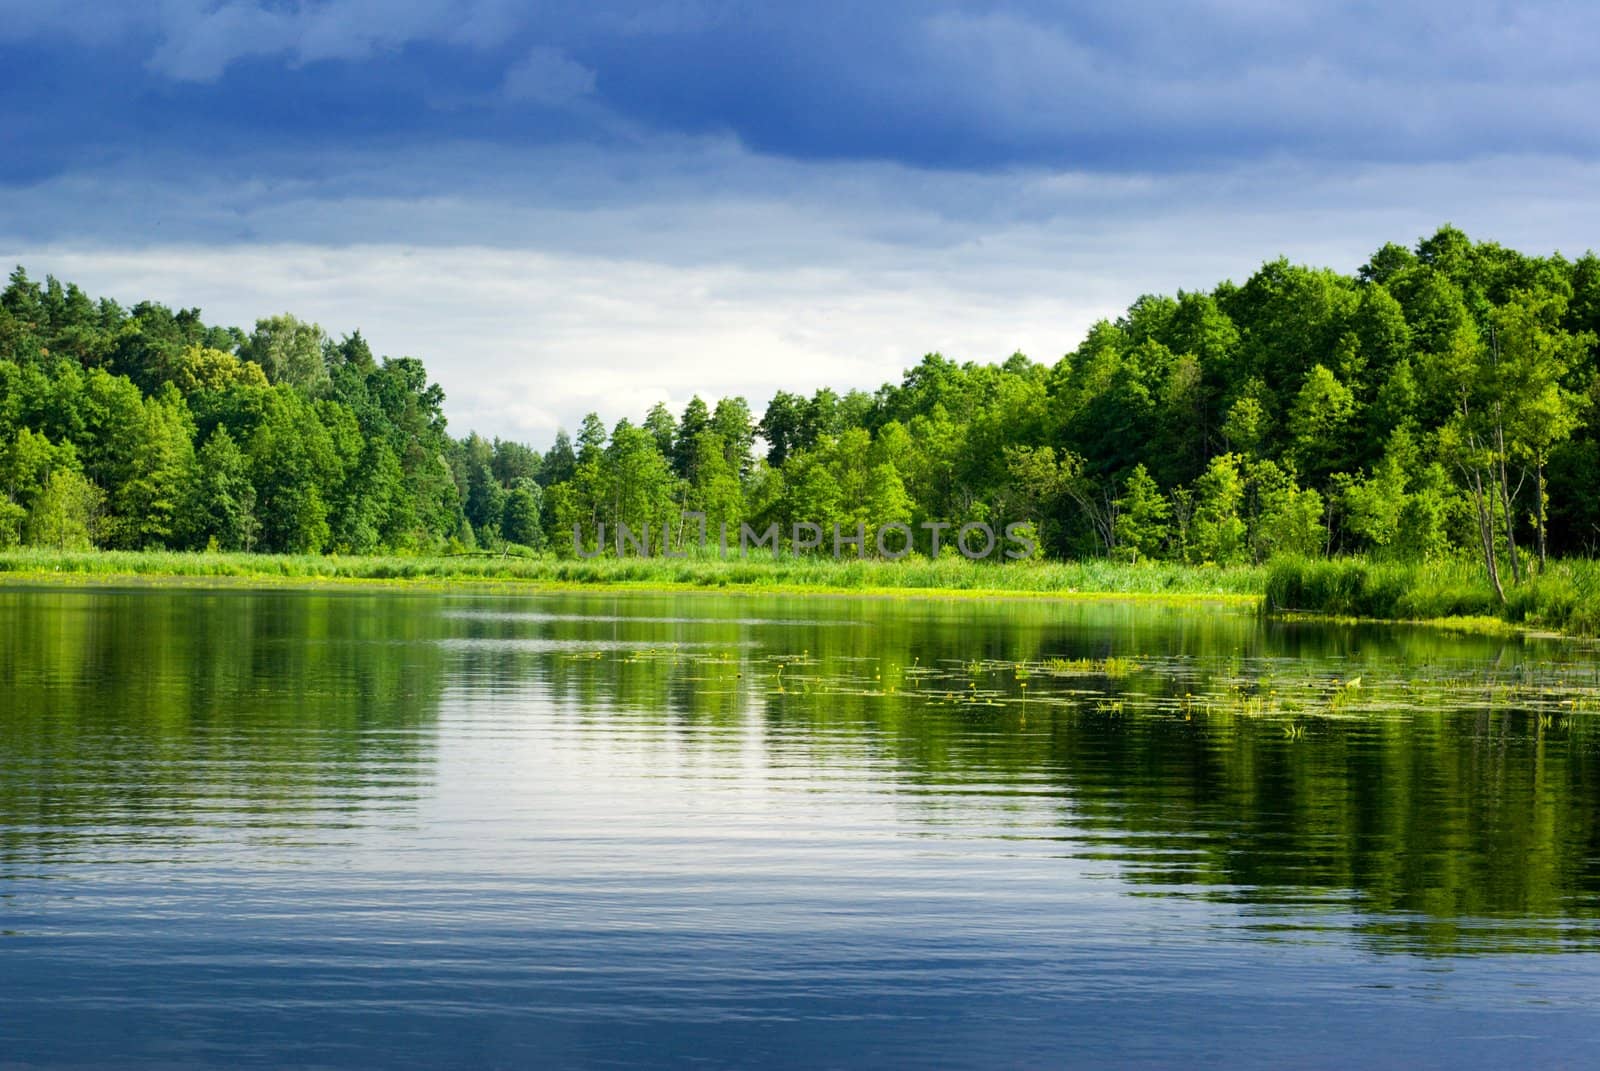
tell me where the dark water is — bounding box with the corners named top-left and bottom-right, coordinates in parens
top-left (3, 586), bottom-right (1600, 1069)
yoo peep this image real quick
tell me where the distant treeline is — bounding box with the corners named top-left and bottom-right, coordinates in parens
top-left (2, 225), bottom-right (1596, 600)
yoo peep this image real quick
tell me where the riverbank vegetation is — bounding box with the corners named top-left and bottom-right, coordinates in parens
top-left (2, 224), bottom-right (1596, 625)
top-left (0, 547), bottom-right (1263, 600)
top-left (7, 548), bottom-right (1596, 636)
top-left (1265, 556), bottom-right (1600, 636)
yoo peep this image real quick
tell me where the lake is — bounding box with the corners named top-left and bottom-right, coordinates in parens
top-left (3, 585), bottom-right (1599, 1068)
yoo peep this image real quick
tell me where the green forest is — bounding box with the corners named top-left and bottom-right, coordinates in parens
top-left (2, 225), bottom-right (1597, 602)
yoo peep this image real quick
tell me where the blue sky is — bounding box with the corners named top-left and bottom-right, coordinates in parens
top-left (4, 1), bottom-right (1599, 443)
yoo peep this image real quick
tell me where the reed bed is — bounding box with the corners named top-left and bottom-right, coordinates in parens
top-left (4, 548), bottom-right (1596, 635)
top-left (0, 548), bottom-right (1264, 599)
top-left (1265, 555), bottom-right (1600, 636)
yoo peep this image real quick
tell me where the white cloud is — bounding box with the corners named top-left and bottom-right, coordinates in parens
top-left (138, 0), bottom-right (495, 82)
top-left (147, 1), bottom-right (296, 81)
top-left (503, 46), bottom-right (597, 107)
top-left (4, 243), bottom-right (1105, 444)
top-left (6, 143), bottom-right (1600, 447)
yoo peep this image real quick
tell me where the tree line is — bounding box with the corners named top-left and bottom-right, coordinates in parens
top-left (3, 225), bottom-right (1597, 598)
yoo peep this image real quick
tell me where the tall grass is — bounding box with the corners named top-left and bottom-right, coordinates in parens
top-left (7, 548), bottom-right (1593, 634)
top-left (0, 547), bottom-right (1265, 599)
top-left (1265, 555), bottom-right (1600, 635)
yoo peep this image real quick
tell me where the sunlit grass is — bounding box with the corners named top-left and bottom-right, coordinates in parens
top-left (1266, 555), bottom-right (1600, 637)
top-left (4, 547), bottom-right (1597, 635)
top-left (0, 547), bottom-right (1265, 601)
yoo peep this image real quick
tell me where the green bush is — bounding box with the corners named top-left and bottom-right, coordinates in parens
top-left (1266, 554), bottom-right (1596, 633)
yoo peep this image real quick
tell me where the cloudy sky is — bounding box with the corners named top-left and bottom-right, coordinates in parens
top-left (4, 1), bottom-right (1599, 445)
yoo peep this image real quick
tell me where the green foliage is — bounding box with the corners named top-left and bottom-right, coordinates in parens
top-left (0, 270), bottom-right (476, 557)
top-left (501, 479), bottom-right (544, 548)
top-left (1245, 460), bottom-right (1324, 561)
top-left (0, 496), bottom-right (23, 548)
top-left (1113, 464), bottom-right (1168, 561)
top-left (0, 545), bottom-right (1267, 601)
top-left (1262, 554), bottom-right (1600, 632)
top-left (3, 223), bottom-right (1599, 602)
top-left (171, 344), bottom-right (268, 395)
top-left (26, 468), bottom-right (102, 550)
top-left (2, 427), bottom-right (68, 514)
top-left (1288, 364), bottom-right (1357, 481)
top-left (185, 427), bottom-right (259, 552)
top-left (240, 314), bottom-right (329, 393)
top-left (1189, 453), bottom-right (1248, 565)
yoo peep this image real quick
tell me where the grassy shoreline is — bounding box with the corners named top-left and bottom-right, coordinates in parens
top-left (0, 549), bottom-right (1268, 604)
top-left (1265, 556), bottom-right (1600, 637)
top-left (2, 549), bottom-right (1594, 635)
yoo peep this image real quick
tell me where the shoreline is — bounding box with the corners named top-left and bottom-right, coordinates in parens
top-left (3, 549), bottom-right (1590, 638)
top-left (0, 558), bottom-right (1262, 607)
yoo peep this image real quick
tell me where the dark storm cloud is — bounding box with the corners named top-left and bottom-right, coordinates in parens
top-left (3, 0), bottom-right (1597, 190)
top-left (5, 1), bottom-right (1598, 443)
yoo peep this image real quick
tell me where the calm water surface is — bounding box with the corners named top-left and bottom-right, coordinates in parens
top-left (3, 586), bottom-right (1600, 1068)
